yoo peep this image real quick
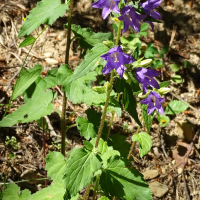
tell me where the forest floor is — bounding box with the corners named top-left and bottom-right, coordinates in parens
top-left (0, 0), bottom-right (200, 199)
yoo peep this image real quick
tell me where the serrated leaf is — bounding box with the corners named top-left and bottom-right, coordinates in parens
top-left (65, 24), bottom-right (112, 49)
top-left (120, 36), bottom-right (141, 51)
top-left (45, 152), bottom-right (67, 183)
top-left (76, 117), bottom-right (96, 140)
top-left (64, 148), bottom-right (101, 196)
top-left (100, 156), bottom-right (152, 200)
top-left (60, 66), bottom-right (107, 105)
top-left (30, 182), bottom-right (65, 200)
top-left (115, 78), bottom-right (141, 126)
top-left (18, 0), bottom-right (68, 37)
top-left (111, 133), bottom-right (131, 157)
top-left (157, 115), bottom-right (170, 127)
top-left (170, 64), bottom-right (180, 72)
top-left (172, 75), bottom-right (182, 83)
top-left (132, 132), bottom-right (152, 158)
top-left (159, 81), bottom-right (171, 88)
top-left (144, 43), bottom-right (159, 58)
top-left (70, 43), bottom-right (109, 81)
top-left (90, 138), bottom-right (108, 154)
top-left (12, 65), bottom-right (43, 100)
top-left (0, 90), bottom-right (54, 127)
top-left (19, 36), bottom-right (35, 48)
top-left (165, 100), bottom-right (188, 115)
top-left (141, 104), bottom-right (153, 134)
top-left (83, 141), bottom-right (94, 150)
top-left (2, 184), bottom-right (31, 200)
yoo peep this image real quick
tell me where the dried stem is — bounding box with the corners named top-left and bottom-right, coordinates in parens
top-left (42, 117), bottom-right (47, 187)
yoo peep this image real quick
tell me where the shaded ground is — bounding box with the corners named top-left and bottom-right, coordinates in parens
top-left (0, 0), bottom-right (200, 199)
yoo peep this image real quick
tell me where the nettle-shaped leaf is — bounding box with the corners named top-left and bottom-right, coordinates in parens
top-left (132, 132), bottom-right (152, 158)
top-left (0, 90), bottom-right (55, 127)
top-left (65, 24), bottom-right (112, 49)
top-left (100, 155), bottom-right (152, 200)
top-left (63, 147), bottom-right (101, 196)
top-left (2, 184), bottom-right (31, 200)
top-left (18, 0), bottom-right (69, 37)
top-left (141, 104), bottom-right (153, 134)
top-left (70, 43), bottom-right (109, 81)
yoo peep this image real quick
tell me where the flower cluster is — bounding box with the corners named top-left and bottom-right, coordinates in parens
top-left (92, 0), bottom-right (164, 115)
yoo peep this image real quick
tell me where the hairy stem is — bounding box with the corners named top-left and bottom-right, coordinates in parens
top-left (61, 0), bottom-right (74, 156)
top-left (92, 174), bottom-right (100, 200)
top-left (42, 117), bottom-right (47, 187)
top-left (82, 184), bottom-right (91, 200)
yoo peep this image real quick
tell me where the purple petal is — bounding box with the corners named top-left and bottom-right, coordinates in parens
top-left (112, 4), bottom-right (120, 14)
top-left (122, 19), bottom-right (129, 33)
top-left (91, 0), bottom-right (106, 8)
top-left (150, 11), bottom-right (161, 19)
top-left (142, 84), bottom-right (148, 94)
top-left (116, 65), bottom-right (126, 78)
top-left (150, 0), bottom-right (162, 8)
top-left (146, 68), bottom-right (161, 78)
top-left (123, 54), bottom-right (135, 64)
top-left (145, 21), bottom-right (154, 30)
top-left (147, 103), bottom-right (155, 115)
top-left (155, 99), bottom-right (164, 114)
top-left (102, 64), bottom-right (113, 74)
top-left (102, 7), bottom-right (112, 19)
top-left (149, 78), bottom-right (160, 89)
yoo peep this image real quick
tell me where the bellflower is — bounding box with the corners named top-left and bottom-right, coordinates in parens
top-left (91, 0), bottom-right (120, 19)
top-left (118, 5), bottom-right (146, 33)
top-left (101, 46), bottom-right (135, 78)
top-left (135, 67), bottom-right (160, 94)
top-left (140, 91), bottom-right (165, 115)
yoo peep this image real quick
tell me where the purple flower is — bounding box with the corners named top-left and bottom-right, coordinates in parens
top-left (140, 91), bottom-right (165, 115)
top-left (101, 46), bottom-right (135, 78)
top-left (135, 67), bottom-right (160, 94)
top-left (118, 5), bottom-right (146, 33)
top-left (91, 0), bottom-right (120, 19)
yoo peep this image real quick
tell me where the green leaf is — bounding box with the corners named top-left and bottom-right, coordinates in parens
top-left (165, 100), bottom-right (188, 115)
top-left (157, 115), bottom-right (170, 127)
top-left (111, 133), bottom-right (131, 157)
top-left (132, 132), bottom-right (152, 158)
top-left (120, 36), bottom-right (141, 51)
top-left (140, 23), bottom-right (149, 32)
top-left (12, 65), bottom-right (43, 100)
top-left (64, 148), bottom-right (101, 196)
top-left (100, 156), bottom-right (152, 200)
top-left (36, 117), bottom-right (49, 132)
top-left (170, 64), bottom-right (180, 72)
top-left (171, 75), bottom-right (182, 83)
top-left (61, 66), bottom-right (107, 105)
top-left (144, 43), bottom-right (159, 58)
top-left (30, 182), bottom-right (65, 200)
top-left (65, 24), bottom-right (112, 49)
top-left (90, 138), bottom-right (108, 154)
top-left (0, 90), bottom-right (54, 127)
top-left (151, 59), bottom-right (163, 69)
top-left (83, 141), bottom-right (94, 150)
top-left (159, 81), bottom-right (171, 88)
top-left (183, 60), bottom-right (192, 68)
top-left (76, 117), bottom-right (96, 140)
top-left (141, 104), bottom-right (153, 134)
top-left (108, 98), bottom-right (121, 117)
top-left (2, 184), bottom-right (31, 200)
top-left (159, 45), bottom-right (169, 58)
top-left (45, 152), bottom-right (67, 183)
top-left (115, 78), bottom-right (141, 126)
top-left (18, 0), bottom-right (68, 37)
top-left (98, 197), bottom-right (109, 200)
top-left (70, 43), bottom-right (109, 81)
top-left (19, 36), bottom-right (35, 48)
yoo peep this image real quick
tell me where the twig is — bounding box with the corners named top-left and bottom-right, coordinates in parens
top-left (160, 134), bottom-right (171, 162)
top-left (44, 116), bottom-right (57, 141)
top-left (0, 61), bottom-right (28, 103)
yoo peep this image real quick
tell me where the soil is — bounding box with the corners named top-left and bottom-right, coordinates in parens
top-left (0, 0), bottom-right (200, 199)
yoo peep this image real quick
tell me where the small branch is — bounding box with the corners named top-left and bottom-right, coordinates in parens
top-left (44, 116), bottom-right (58, 141)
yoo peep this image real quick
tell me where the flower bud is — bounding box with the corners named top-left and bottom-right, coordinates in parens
top-left (138, 91), bottom-right (150, 99)
top-left (138, 59), bottom-right (152, 67)
top-left (123, 72), bottom-right (132, 83)
top-left (158, 87), bottom-right (170, 95)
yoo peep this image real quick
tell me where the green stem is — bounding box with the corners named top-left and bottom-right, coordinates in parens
top-left (61, 0), bottom-right (74, 156)
top-left (92, 174), bottom-right (100, 200)
top-left (1, 25), bottom-right (48, 121)
top-left (127, 116), bottom-right (143, 160)
top-left (106, 93), bottom-right (120, 141)
top-left (82, 183), bottom-right (91, 200)
top-left (66, 123), bottom-right (77, 132)
top-left (95, 17), bottom-right (122, 149)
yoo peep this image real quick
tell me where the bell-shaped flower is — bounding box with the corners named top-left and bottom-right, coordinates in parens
top-left (118, 5), bottom-right (146, 33)
top-left (101, 46), bottom-right (135, 78)
top-left (135, 67), bottom-right (160, 94)
top-left (140, 91), bottom-right (165, 115)
top-left (91, 0), bottom-right (120, 19)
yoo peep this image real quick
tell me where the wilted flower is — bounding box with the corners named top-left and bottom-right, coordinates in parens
top-left (135, 67), bottom-right (160, 94)
top-left (140, 91), bottom-right (165, 115)
top-left (118, 5), bottom-right (146, 33)
top-left (101, 46), bottom-right (135, 78)
top-left (91, 0), bottom-right (120, 19)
